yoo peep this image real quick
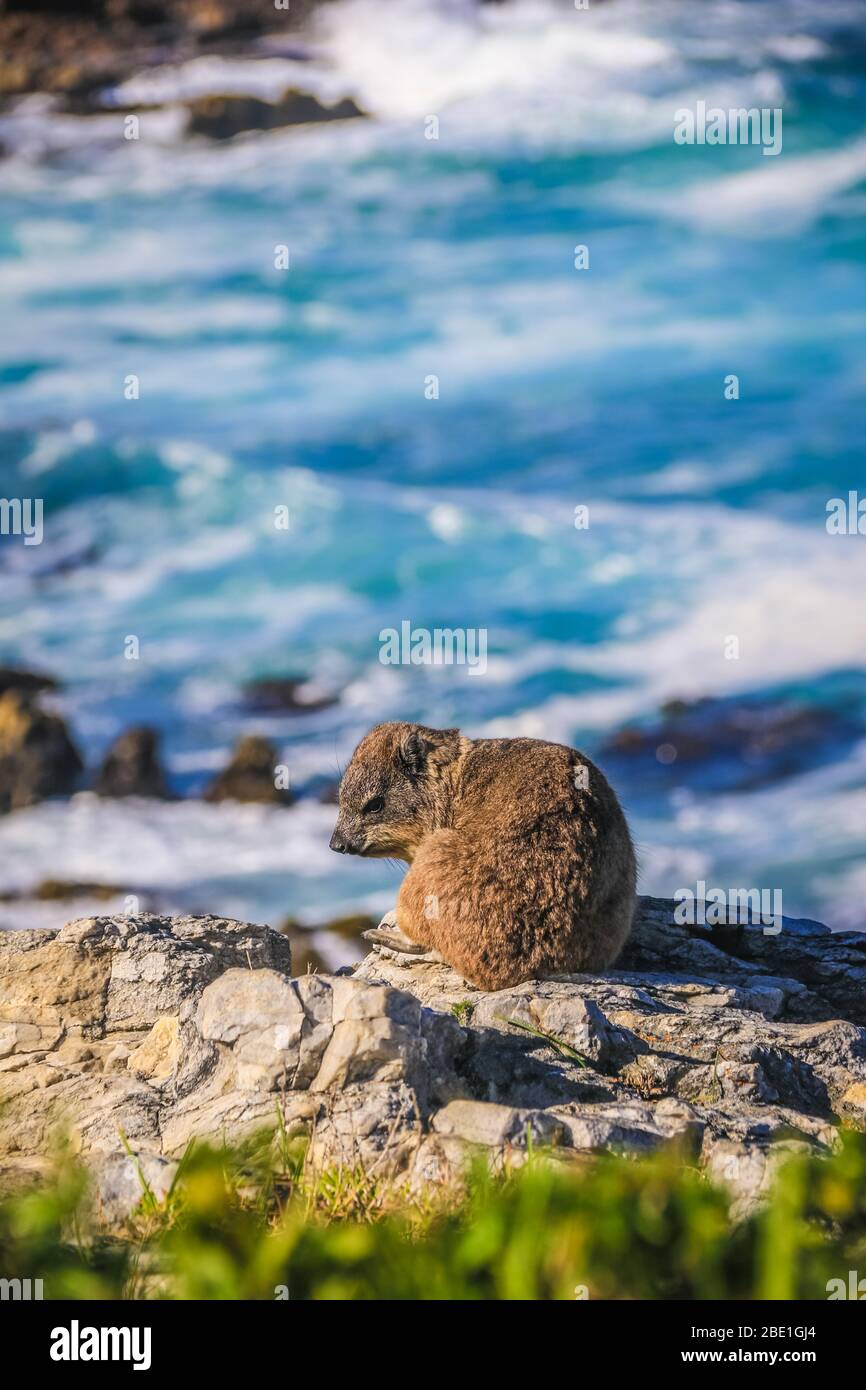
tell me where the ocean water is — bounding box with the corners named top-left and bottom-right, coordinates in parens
top-left (1, 0), bottom-right (865, 949)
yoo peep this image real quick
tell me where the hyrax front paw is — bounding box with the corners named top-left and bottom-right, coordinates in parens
top-left (362, 910), bottom-right (429, 955)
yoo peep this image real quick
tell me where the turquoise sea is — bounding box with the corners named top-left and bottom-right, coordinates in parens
top-left (0, 0), bottom-right (864, 950)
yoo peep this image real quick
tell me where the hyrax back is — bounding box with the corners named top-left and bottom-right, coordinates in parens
top-left (330, 722), bottom-right (636, 991)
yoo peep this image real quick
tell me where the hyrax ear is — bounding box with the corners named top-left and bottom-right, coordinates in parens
top-left (399, 730), bottom-right (429, 775)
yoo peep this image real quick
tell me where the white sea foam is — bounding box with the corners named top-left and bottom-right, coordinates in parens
top-left (477, 503), bottom-right (866, 735)
top-left (0, 793), bottom-right (403, 945)
top-left (315, 0), bottom-right (671, 123)
top-left (589, 525), bottom-right (866, 703)
top-left (0, 0), bottom-right (854, 171)
top-left (0, 794), bottom-right (329, 895)
top-left (634, 740), bottom-right (866, 929)
top-left (654, 138), bottom-right (866, 233)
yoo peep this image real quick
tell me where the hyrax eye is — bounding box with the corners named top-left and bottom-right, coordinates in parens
top-left (362, 795), bottom-right (385, 814)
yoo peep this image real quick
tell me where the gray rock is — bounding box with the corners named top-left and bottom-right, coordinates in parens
top-left (91, 1151), bottom-right (177, 1226)
top-left (307, 1081), bottom-right (421, 1177)
top-left (620, 895), bottom-right (866, 1025)
top-left (432, 1098), bottom-right (567, 1150)
top-left (1, 896), bottom-right (864, 1222)
top-left (577, 1095), bottom-right (704, 1147)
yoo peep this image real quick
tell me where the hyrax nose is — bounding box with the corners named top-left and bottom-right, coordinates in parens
top-left (329, 828), bottom-right (348, 854)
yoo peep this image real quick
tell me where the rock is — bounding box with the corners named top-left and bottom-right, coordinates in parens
top-left (90, 1150), bottom-right (178, 1226)
top-left (186, 90), bottom-right (366, 141)
top-left (285, 912), bottom-right (375, 940)
top-left (203, 735), bottom-right (291, 805)
top-left (620, 895), bottom-right (866, 1026)
top-left (0, 880), bottom-right (125, 904)
top-left (94, 725), bottom-right (169, 798)
top-left (0, 0), bottom-right (310, 106)
top-left (311, 1009), bottom-right (420, 1095)
top-left (38, 879), bottom-right (123, 901)
top-left (702, 1136), bottom-right (818, 1221)
top-left (353, 894), bottom-right (866, 1205)
top-left (0, 912), bottom-right (290, 1197)
top-left (197, 967), bottom-right (305, 1092)
top-left (0, 9), bottom-right (147, 103)
top-left (127, 1015), bottom-right (180, 1084)
top-left (306, 1081), bottom-right (420, 1178)
top-left (601, 693), bottom-right (861, 792)
top-left (0, 666), bottom-right (58, 699)
top-left (276, 911), bottom-right (376, 978)
top-left (180, 1), bottom-right (262, 41)
top-left (278, 913), bottom-right (375, 976)
top-left (278, 920), bottom-right (328, 976)
top-left (470, 987), bottom-right (622, 1067)
top-left (0, 689), bottom-right (83, 813)
top-left (1, 897), bottom-right (865, 1223)
top-left (549, 1098), bottom-right (703, 1156)
top-left (432, 1099), bottom-right (566, 1150)
top-left (320, 913), bottom-right (377, 940)
top-left (241, 676), bottom-right (340, 715)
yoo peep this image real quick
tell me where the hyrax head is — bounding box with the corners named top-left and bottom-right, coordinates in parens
top-left (330, 721), bottom-right (460, 861)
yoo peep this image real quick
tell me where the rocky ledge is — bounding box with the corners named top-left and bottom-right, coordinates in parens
top-left (1, 897), bottom-right (865, 1222)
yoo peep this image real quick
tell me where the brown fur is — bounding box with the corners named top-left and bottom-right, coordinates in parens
top-left (330, 722), bottom-right (637, 991)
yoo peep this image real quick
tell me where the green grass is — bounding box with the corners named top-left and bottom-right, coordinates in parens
top-left (450, 1000), bottom-right (475, 1025)
top-left (2, 1128), bottom-right (866, 1300)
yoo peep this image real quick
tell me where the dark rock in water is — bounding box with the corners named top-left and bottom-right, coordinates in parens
top-left (0, 666), bottom-right (58, 698)
top-left (183, 6), bottom-right (264, 43)
top-left (113, 2), bottom-right (171, 24)
top-left (242, 675), bottom-right (339, 715)
top-left (279, 918), bottom-right (328, 976)
top-left (0, 8), bottom-right (132, 101)
top-left (0, 0), bottom-right (317, 106)
top-left (204, 734), bottom-right (292, 804)
top-left (601, 694), bottom-right (860, 792)
top-left (94, 726), bottom-right (169, 798)
top-left (34, 878), bottom-right (125, 901)
top-left (15, 539), bottom-right (101, 578)
top-left (278, 912), bottom-right (375, 975)
top-left (0, 689), bottom-right (83, 813)
top-left (0, 879), bottom-right (126, 904)
top-left (186, 89), bottom-right (366, 140)
top-left (320, 912), bottom-right (377, 940)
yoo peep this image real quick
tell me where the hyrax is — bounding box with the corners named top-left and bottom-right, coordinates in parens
top-left (330, 722), bottom-right (636, 991)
